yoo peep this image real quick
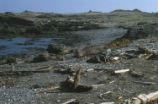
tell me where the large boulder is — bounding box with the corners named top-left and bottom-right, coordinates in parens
top-left (47, 44), bottom-right (72, 55)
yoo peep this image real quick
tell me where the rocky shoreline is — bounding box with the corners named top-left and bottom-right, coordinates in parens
top-left (0, 10), bottom-right (158, 104)
top-left (0, 29), bottom-right (158, 103)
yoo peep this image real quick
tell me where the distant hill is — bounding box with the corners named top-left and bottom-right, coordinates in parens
top-left (0, 9), bottom-right (158, 38)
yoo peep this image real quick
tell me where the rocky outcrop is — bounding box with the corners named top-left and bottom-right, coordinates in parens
top-left (123, 22), bottom-right (158, 39)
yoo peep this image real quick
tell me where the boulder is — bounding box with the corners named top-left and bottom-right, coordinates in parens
top-left (33, 53), bottom-right (50, 62)
top-left (6, 57), bottom-right (18, 64)
top-left (87, 55), bottom-right (105, 63)
top-left (74, 45), bottom-right (99, 58)
top-left (47, 44), bottom-right (72, 55)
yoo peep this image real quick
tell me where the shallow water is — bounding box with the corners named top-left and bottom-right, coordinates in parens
top-left (0, 37), bottom-right (53, 55)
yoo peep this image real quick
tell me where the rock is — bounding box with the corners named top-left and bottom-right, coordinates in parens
top-left (87, 55), bottom-right (105, 63)
top-left (87, 54), bottom-right (119, 63)
top-left (74, 45), bottom-right (99, 58)
top-left (123, 22), bottom-right (158, 39)
top-left (6, 57), bottom-right (18, 64)
top-left (49, 54), bottom-right (64, 61)
top-left (33, 53), bottom-right (50, 62)
top-left (47, 44), bottom-right (72, 55)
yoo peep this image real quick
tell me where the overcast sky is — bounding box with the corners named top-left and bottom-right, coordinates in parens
top-left (0, 0), bottom-right (158, 13)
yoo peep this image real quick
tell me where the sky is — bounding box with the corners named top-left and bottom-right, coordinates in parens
top-left (0, 0), bottom-right (158, 13)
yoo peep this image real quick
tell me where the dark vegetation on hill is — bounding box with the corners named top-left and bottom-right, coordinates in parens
top-left (1, 9), bottom-right (158, 40)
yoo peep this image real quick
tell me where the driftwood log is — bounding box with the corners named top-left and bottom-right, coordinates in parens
top-left (37, 67), bottom-right (105, 93)
top-left (126, 91), bottom-right (158, 104)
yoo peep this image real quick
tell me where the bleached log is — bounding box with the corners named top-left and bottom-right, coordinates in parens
top-left (86, 68), bottom-right (94, 72)
top-left (91, 84), bottom-right (105, 89)
top-left (125, 91), bottom-right (158, 104)
top-left (62, 99), bottom-right (78, 104)
top-left (137, 91), bottom-right (158, 103)
top-left (114, 69), bottom-right (130, 74)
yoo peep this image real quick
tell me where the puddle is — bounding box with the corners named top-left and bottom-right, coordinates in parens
top-left (0, 37), bottom-right (53, 55)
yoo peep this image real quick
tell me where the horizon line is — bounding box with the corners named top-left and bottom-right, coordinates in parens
top-left (0, 8), bottom-right (157, 14)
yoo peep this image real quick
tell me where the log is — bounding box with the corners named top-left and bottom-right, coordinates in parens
top-left (130, 71), bottom-right (144, 77)
top-left (138, 46), bottom-right (152, 54)
top-left (62, 99), bottom-right (79, 104)
top-left (37, 86), bottom-right (61, 93)
top-left (37, 66), bottom-right (105, 93)
top-left (86, 68), bottom-right (94, 72)
top-left (0, 70), bottom-right (49, 76)
top-left (0, 65), bottom-right (54, 76)
top-left (133, 81), bottom-right (157, 85)
top-left (114, 69), bottom-right (130, 74)
top-left (91, 84), bottom-right (105, 89)
top-left (131, 91), bottom-right (158, 104)
top-left (74, 67), bottom-right (81, 89)
top-left (35, 65), bottom-right (54, 71)
top-left (54, 67), bottom-right (74, 75)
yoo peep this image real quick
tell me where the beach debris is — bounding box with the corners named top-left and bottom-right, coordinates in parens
top-left (100, 102), bottom-right (114, 104)
top-left (114, 69), bottom-right (130, 74)
top-left (87, 55), bottom-right (106, 63)
top-left (86, 68), bottom-right (130, 75)
top-left (120, 46), bottom-right (158, 60)
top-left (86, 68), bottom-right (144, 78)
top-left (87, 55), bottom-right (119, 63)
top-left (0, 69), bottom-right (50, 76)
top-left (129, 71), bottom-right (144, 77)
top-left (35, 65), bottom-right (54, 71)
top-left (37, 66), bottom-right (105, 93)
top-left (37, 86), bottom-right (61, 93)
top-left (122, 53), bottom-right (137, 59)
top-left (125, 91), bottom-right (158, 104)
top-left (0, 65), bottom-right (52, 76)
top-left (86, 68), bottom-right (95, 72)
top-left (54, 67), bottom-right (74, 75)
top-left (62, 99), bottom-right (80, 104)
top-left (47, 44), bottom-right (72, 55)
top-left (86, 68), bottom-right (114, 74)
top-left (136, 46), bottom-right (158, 60)
top-left (73, 67), bottom-right (81, 89)
top-left (99, 91), bottom-right (113, 100)
top-left (132, 81), bottom-right (157, 85)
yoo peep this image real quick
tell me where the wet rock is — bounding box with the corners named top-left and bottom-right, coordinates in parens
top-left (87, 55), bottom-right (106, 63)
top-left (33, 53), bottom-right (50, 62)
top-left (6, 57), bottom-right (18, 64)
top-left (74, 45), bottom-right (99, 58)
top-left (47, 44), bottom-right (72, 55)
top-left (32, 53), bottom-right (64, 62)
top-left (87, 54), bottom-right (119, 63)
top-left (49, 54), bottom-right (64, 61)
